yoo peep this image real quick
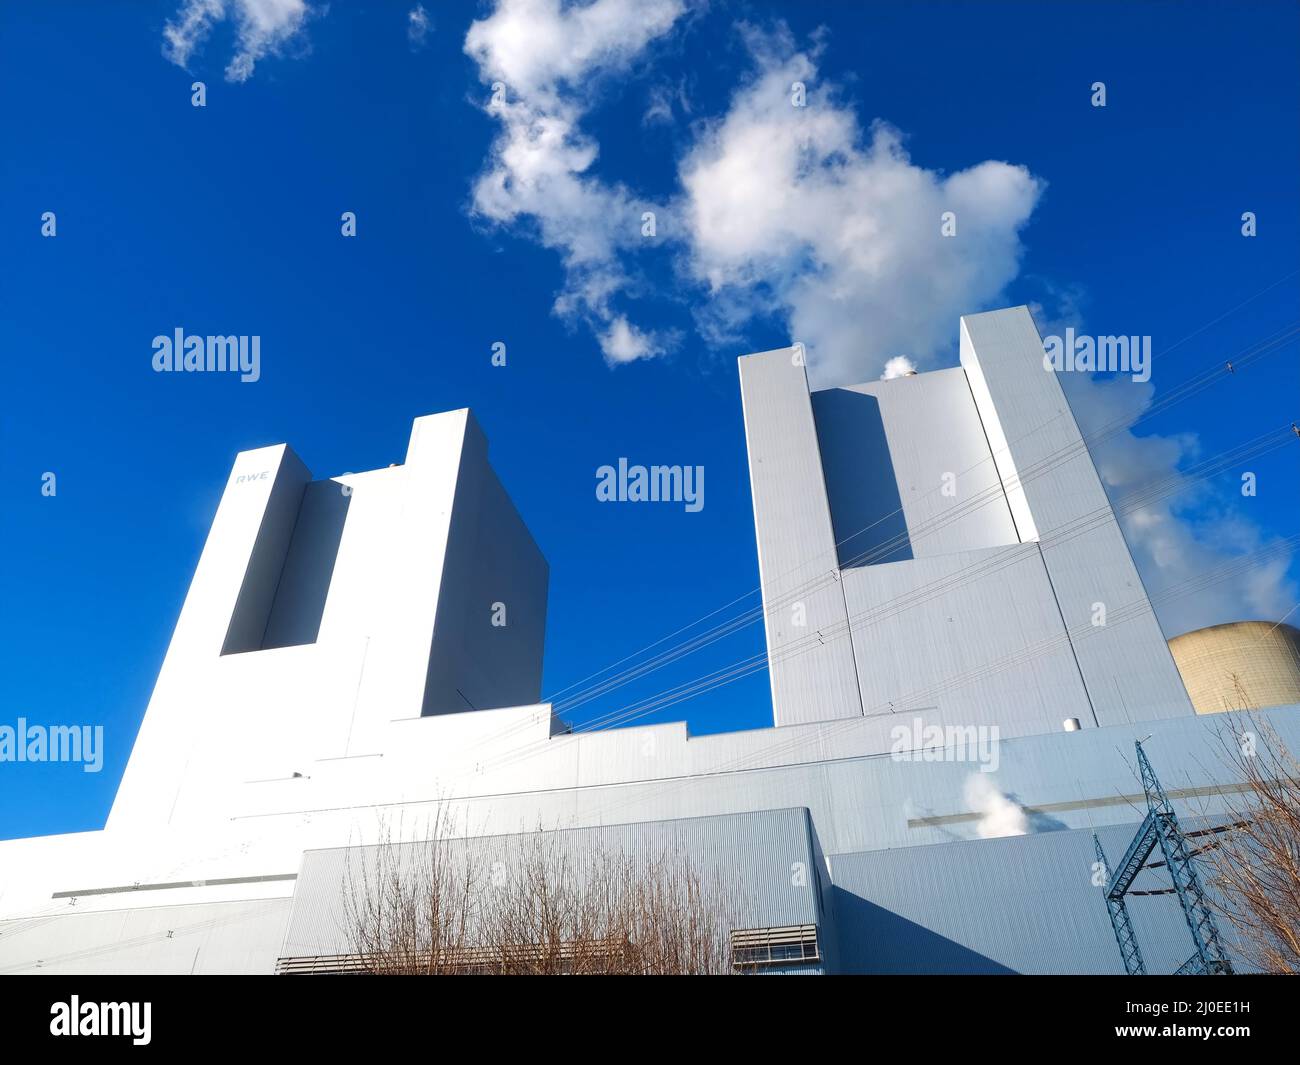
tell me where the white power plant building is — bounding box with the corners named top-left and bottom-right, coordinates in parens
top-left (1, 308), bottom-right (1290, 975)
top-left (110, 407), bottom-right (549, 831)
top-left (742, 305), bottom-right (1190, 734)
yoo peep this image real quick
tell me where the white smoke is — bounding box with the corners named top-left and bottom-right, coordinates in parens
top-left (881, 356), bottom-right (918, 380)
top-left (1033, 293), bottom-right (1299, 638)
top-left (964, 773), bottom-right (1028, 839)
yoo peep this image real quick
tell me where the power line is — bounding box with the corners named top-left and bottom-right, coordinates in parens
top-left (481, 412), bottom-right (1294, 785)
top-left (544, 322), bottom-right (1297, 723)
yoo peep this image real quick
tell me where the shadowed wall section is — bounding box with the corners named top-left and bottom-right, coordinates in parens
top-left (262, 480), bottom-right (352, 650)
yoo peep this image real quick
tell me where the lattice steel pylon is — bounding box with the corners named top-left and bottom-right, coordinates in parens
top-left (1094, 833), bottom-right (1146, 975)
top-left (1095, 741), bottom-right (1234, 975)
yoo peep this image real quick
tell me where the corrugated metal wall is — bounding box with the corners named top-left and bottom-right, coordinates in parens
top-left (830, 820), bottom-right (1229, 975)
top-left (0, 899), bottom-right (292, 975)
top-left (281, 807), bottom-right (826, 969)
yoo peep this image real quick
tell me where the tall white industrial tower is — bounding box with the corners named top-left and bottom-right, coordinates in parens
top-left (109, 408), bottom-right (549, 831)
top-left (740, 305), bottom-right (1191, 731)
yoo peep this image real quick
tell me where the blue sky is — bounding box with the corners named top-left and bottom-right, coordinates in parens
top-left (1, 0), bottom-right (1297, 840)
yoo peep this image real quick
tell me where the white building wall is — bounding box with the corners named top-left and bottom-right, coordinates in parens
top-left (959, 307), bottom-right (1192, 724)
top-left (422, 416), bottom-right (549, 716)
top-left (811, 367), bottom-right (1019, 564)
top-left (739, 347), bottom-right (864, 727)
top-left (842, 543), bottom-right (1094, 729)
top-left (0, 899), bottom-right (292, 976)
top-left (4, 705), bottom-right (1293, 973)
top-left (107, 442), bottom-right (313, 830)
top-left (106, 409), bottom-right (549, 833)
top-left (742, 308), bottom-right (1190, 734)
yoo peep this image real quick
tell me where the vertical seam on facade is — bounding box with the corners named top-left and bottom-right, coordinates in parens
top-left (800, 361), bottom-right (867, 719)
top-left (1036, 541), bottom-right (1100, 728)
top-left (960, 364), bottom-right (1099, 727)
top-left (959, 366), bottom-right (1023, 543)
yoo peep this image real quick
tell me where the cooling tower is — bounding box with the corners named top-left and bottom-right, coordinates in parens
top-left (1168, 621), bottom-right (1300, 714)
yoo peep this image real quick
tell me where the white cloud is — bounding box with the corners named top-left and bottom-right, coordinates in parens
top-left (162, 0), bottom-right (223, 68)
top-left (678, 25), bottom-right (1042, 389)
top-left (642, 79), bottom-right (691, 126)
top-left (1027, 294), bottom-right (1297, 634)
top-left (163, 0), bottom-right (311, 83)
top-left (963, 774), bottom-right (1028, 839)
top-left (599, 316), bottom-right (661, 364)
top-left (408, 5), bottom-right (432, 50)
top-left (464, 0), bottom-right (685, 365)
top-left (463, 13), bottom-right (1040, 377)
top-left (1060, 370), bottom-right (1297, 637)
top-left (465, 0), bottom-right (685, 104)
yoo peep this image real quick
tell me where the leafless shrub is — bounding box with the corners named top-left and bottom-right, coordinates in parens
top-left (344, 811), bottom-right (738, 975)
top-left (344, 805), bottom-right (484, 975)
top-left (1206, 715), bottom-right (1300, 974)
